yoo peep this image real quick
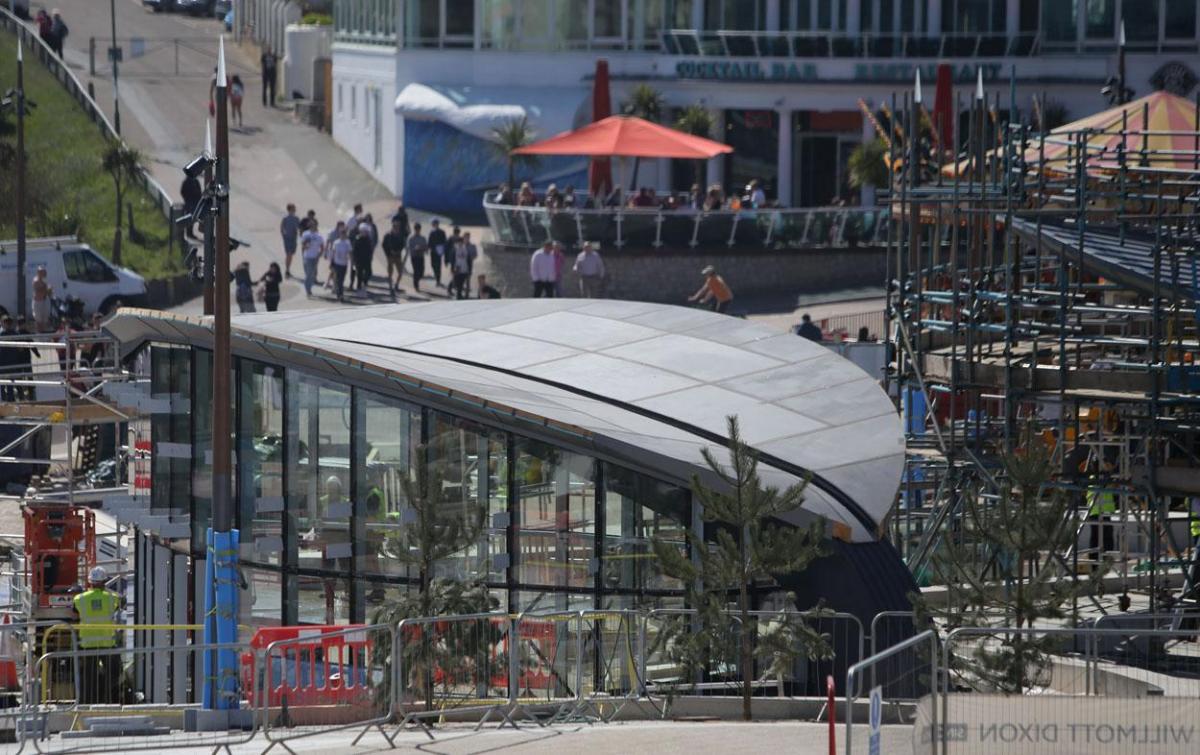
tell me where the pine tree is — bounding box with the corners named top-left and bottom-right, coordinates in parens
top-left (652, 415), bottom-right (830, 721)
top-left (368, 439), bottom-right (500, 712)
top-left (913, 425), bottom-right (1106, 693)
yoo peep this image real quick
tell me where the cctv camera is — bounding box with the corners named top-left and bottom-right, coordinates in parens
top-left (183, 154), bottom-right (215, 179)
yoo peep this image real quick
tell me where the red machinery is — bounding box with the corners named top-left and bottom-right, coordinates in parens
top-left (23, 504), bottom-right (97, 621)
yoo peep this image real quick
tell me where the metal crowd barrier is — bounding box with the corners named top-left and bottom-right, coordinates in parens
top-left (31, 641), bottom-right (259, 754)
top-left (639, 608), bottom-right (864, 702)
top-left (394, 612), bottom-right (518, 738)
top-left (845, 629), bottom-right (938, 755)
top-left (258, 623), bottom-right (396, 754)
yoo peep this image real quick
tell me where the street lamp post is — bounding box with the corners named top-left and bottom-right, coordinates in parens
top-left (109, 0), bottom-right (121, 134)
top-left (200, 36), bottom-right (238, 715)
top-left (16, 37), bottom-right (27, 318)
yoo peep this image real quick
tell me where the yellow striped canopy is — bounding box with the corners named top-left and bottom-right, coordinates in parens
top-left (943, 90), bottom-right (1200, 177)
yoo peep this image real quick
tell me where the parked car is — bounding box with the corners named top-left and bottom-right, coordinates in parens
top-left (214, 0), bottom-right (232, 18)
top-left (0, 237), bottom-right (147, 318)
top-left (176, 0), bottom-right (214, 16)
top-left (142, 0), bottom-right (177, 12)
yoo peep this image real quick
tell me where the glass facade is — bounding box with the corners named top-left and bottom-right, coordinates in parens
top-left (331, 0), bottom-right (1197, 52)
top-left (145, 345), bottom-right (694, 625)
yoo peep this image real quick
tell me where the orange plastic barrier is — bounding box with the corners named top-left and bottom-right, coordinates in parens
top-left (243, 625), bottom-right (373, 707)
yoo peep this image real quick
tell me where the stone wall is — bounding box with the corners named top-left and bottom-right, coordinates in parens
top-left (482, 242), bottom-right (888, 303)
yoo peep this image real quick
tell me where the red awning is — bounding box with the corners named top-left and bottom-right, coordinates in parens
top-left (512, 115), bottom-right (733, 160)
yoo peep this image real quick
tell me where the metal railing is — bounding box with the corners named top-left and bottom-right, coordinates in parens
top-left (0, 8), bottom-right (176, 223)
top-left (484, 200), bottom-right (890, 250)
top-left (663, 30), bottom-right (1040, 58)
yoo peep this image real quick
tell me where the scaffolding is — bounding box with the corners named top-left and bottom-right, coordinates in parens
top-left (881, 84), bottom-right (1200, 619)
top-left (0, 327), bottom-right (140, 614)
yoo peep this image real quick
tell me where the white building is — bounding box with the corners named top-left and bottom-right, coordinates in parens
top-left (330, 0), bottom-right (1200, 216)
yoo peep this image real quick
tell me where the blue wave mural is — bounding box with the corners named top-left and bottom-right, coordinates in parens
top-left (403, 119), bottom-right (587, 220)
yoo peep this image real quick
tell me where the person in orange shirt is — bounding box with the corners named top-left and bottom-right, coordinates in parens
top-left (688, 266), bottom-right (734, 314)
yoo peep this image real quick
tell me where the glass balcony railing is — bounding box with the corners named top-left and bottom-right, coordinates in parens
top-left (483, 201), bottom-right (891, 250)
top-left (661, 30), bottom-right (1041, 58)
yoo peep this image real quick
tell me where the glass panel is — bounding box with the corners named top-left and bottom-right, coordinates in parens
top-left (1165, 0), bottom-right (1196, 39)
top-left (361, 581), bottom-right (411, 621)
top-left (238, 360), bottom-right (284, 565)
top-left (355, 390), bottom-right (422, 578)
top-left (601, 463), bottom-right (690, 596)
top-left (1041, 0), bottom-right (1077, 41)
top-left (446, 0), bottom-right (475, 36)
top-left (1124, 1), bottom-right (1159, 42)
top-left (518, 0), bottom-right (553, 43)
top-left (595, 0), bottom-right (622, 37)
top-left (553, 0), bottom-right (589, 43)
top-left (150, 346), bottom-right (190, 514)
top-left (296, 574), bottom-right (351, 625)
top-left (482, 0), bottom-right (519, 48)
top-left (239, 567), bottom-right (283, 630)
top-left (428, 412), bottom-right (508, 583)
top-left (1084, 0), bottom-right (1114, 38)
top-left (287, 371), bottom-right (353, 573)
top-left (516, 439), bottom-right (596, 590)
top-left (191, 349), bottom-right (212, 547)
top-left (668, 0), bottom-right (693, 27)
top-left (723, 110), bottom-right (779, 202)
top-left (405, 0), bottom-right (439, 43)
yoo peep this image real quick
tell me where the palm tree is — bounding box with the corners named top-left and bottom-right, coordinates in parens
top-left (848, 139), bottom-right (889, 191)
top-left (101, 142), bottom-right (142, 266)
top-left (491, 117), bottom-right (539, 188)
top-left (621, 84), bottom-right (666, 191)
top-left (675, 105), bottom-right (716, 189)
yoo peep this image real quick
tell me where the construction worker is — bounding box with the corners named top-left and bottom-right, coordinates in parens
top-left (1086, 462), bottom-right (1117, 569)
top-left (73, 566), bottom-right (123, 704)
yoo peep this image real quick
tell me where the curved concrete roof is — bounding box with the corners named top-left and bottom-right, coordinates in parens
top-left (107, 300), bottom-right (904, 541)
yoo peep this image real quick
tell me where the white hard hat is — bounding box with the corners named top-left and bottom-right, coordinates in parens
top-left (88, 566), bottom-right (108, 585)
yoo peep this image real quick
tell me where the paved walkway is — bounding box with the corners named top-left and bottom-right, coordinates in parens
top-left (40, 0), bottom-right (484, 316)
top-left (22, 721), bottom-right (913, 755)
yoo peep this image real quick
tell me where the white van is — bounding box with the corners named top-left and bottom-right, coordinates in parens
top-left (0, 236), bottom-right (147, 317)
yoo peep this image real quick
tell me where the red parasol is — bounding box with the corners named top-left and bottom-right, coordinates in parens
top-left (513, 115), bottom-right (733, 160)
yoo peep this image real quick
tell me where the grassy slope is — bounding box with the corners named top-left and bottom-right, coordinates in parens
top-left (0, 30), bottom-right (180, 279)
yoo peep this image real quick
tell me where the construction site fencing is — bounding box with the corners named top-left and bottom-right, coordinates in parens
top-left (868, 611), bottom-right (930, 702)
top-left (30, 641), bottom-right (259, 754)
top-left (0, 619), bottom-right (64, 741)
top-left (935, 626), bottom-right (1200, 754)
top-left (257, 623), bottom-right (396, 754)
top-left (394, 612), bottom-right (517, 737)
top-left (639, 608), bottom-right (864, 701)
top-left (845, 629), bottom-right (938, 755)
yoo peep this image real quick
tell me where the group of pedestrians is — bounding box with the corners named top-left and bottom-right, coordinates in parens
top-left (528, 241), bottom-right (607, 299)
top-left (35, 8), bottom-right (68, 58)
top-left (282, 202), bottom-right (487, 304)
top-left (384, 210), bottom-right (481, 299)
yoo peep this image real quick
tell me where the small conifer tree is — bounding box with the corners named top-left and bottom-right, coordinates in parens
top-left (913, 425), bottom-right (1105, 693)
top-left (652, 415), bottom-right (830, 720)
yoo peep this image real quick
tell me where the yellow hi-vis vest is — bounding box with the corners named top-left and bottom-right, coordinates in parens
top-left (73, 588), bottom-right (119, 649)
top-left (1191, 517), bottom-right (1200, 539)
top-left (1087, 486), bottom-right (1117, 517)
